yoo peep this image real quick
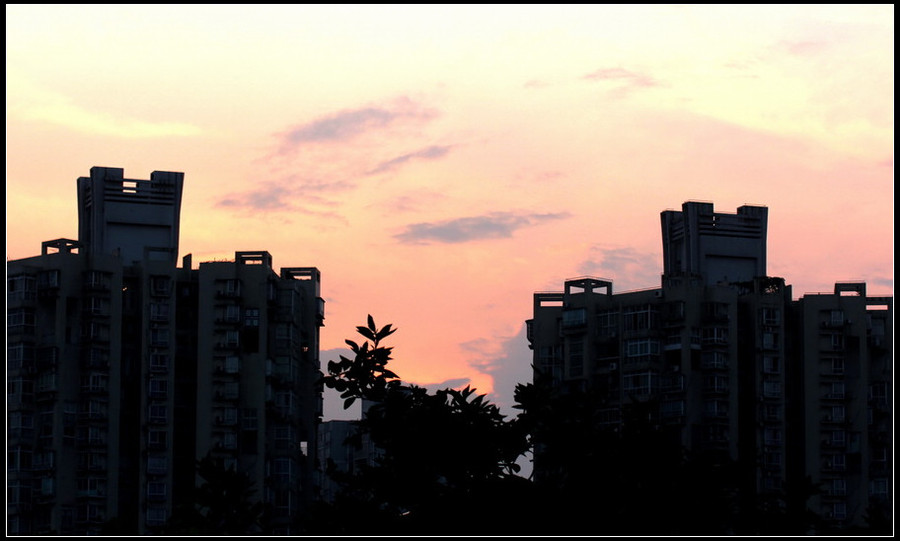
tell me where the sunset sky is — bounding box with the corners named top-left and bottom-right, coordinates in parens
top-left (6, 5), bottom-right (893, 419)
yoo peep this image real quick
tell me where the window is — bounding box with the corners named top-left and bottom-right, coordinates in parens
top-left (8, 378), bottom-right (34, 402)
top-left (150, 303), bottom-right (169, 321)
top-left (762, 332), bottom-right (779, 349)
top-left (830, 382), bottom-right (845, 399)
top-left (664, 329), bottom-right (682, 348)
top-left (225, 330), bottom-right (240, 348)
top-left (702, 327), bottom-right (728, 345)
top-left (701, 351), bottom-right (727, 370)
top-left (597, 310), bottom-right (618, 337)
top-left (703, 302), bottom-right (729, 321)
top-left (623, 305), bottom-right (657, 332)
top-left (831, 502), bottom-right (846, 520)
top-left (830, 430), bottom-right (846, 446)
top-left (224, 356), bottom-right (240, 374)
top-left (150, 354), bottom-right (169, 372)
top-left (148, 379), bottom-right (168, 399)
top-left (147, 482), bottom-right (167, 500)
top-left (37, 372), bottom-right (57, 393)
top-left (151, 328), bottom-right (170, 347)
top-left (77, 477), bottom-right (106, 497)
top-left (37, 269), bottom-right (60, 289)
top-left (568, 341), bottom-right (584, 377)
top-left (149, 404), bottom-right (167, 424)
top-left (869, 382), bottom-right (888, 404)
top-left (831, 358), bottom-right (845, 375)
top-left (148, 430), bottom-right (167, 449)
top-left (625, 339), bottom-right (660, 359)
top-left (223, 408), bottom-right (239, 426)
top-left (244, 308), bottom-right (260, 327)
top-left (148, 456), bottom-right (167, 475)
top-left (7, 308), bottom-right (36, 331)
top-left (150, 276), bottom-right (171, 296)
top-left (763, 356), bottom-right (780, 374)
top-left (82, 373), bottom-right (108, 392)
top-left (83, 400), bottom-right (107, 418)
top-left (869, 478), bottom-right (889, 496)
top-left (830, 310), bottom-right (844, 326)
top-left (705, 375), bottom-right (728, 393)
top-left (8, 481), bottom-right (31, 505)
top-left (830, 405), bottom-right (845, 422)
top-left (704, 400), bottom-right (728, 418)
top-left (8, 343), bottom-right (35, 371)
top-left (222, 432), bottom-right (238, 450)
top-left (85, 270), bottom-right (110, 289)
top-left (273, 488), bottom-right (293, 512)
top-left (8, 275), bottom-right (36, 301)
top-left (624, 371), bottom-right (658, 395)
top-left (831, 479), bottom-right (846, 496)
top-left (763, 380), bottom-right (781, 398)
top-left (831, 454), bottom-right (846, 471)
top-left (764, 428), bottom-right (782, 446)
top-left (661, 400), bottom-right (684, 418)
top-left (761, 307), bottom-right (780, 326)
top-left (79, 452), bottom-right (105, 471)
top-left (831, 333), bottom-right (844, 350)
top-left (146, 507), bottom-right (167, 525)
top-left (562, 308), bottom-right (585, 328)
top-left (220, 279), bottom-right (241, 297)
top-left (224, 304), bottom-right (241, 323)
top-left (275, 324), bottom-right (293, 349)
top-left (270, 457), bottom-right (294, 483)
top-left (276, 391), bottom-right (295, 415)
top-left (242, 408), bottom-right (258, 430)
top-left (87, 297), bottom-right (107, 315)
top-left (78, 502), bottom-right (104, 523)
top-left (222, 381), bottom-right (240, 400)
top-left (8, 447), bottom-right (32, 472)
top-left (763, 476), bottom-right (783, 491)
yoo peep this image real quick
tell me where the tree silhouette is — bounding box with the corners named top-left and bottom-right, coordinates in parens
top-left (316, 316), bottom-right (532, 534)
top-left (165, 453), bottom-right (264, 534)
top-left (513, 369), bottom-right (742, 535)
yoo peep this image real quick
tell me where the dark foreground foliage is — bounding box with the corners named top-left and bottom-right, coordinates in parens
top-left (142, 315), bottom-right (885, 535)
top-left (309, 316), bottom-right (848, 536)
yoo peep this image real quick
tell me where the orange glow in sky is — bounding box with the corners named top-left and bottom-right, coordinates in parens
top-left (6, 5), bottom-right (893, 418)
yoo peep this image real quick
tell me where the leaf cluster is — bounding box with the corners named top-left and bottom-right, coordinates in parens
top-left (322, 315), bottom-right (399, 408)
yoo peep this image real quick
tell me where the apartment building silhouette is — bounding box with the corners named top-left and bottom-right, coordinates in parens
top-left (7, 167), bottom-right (324, 534)
top-left (526, 201), bottom-right (892, 531)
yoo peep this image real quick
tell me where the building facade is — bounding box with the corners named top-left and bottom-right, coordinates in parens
top-left (526, 201), bottom-right (891, 531)
top-left (7, 167), bottom-right (324, 535)
top-left (791, 282), bottom-right (893, 528)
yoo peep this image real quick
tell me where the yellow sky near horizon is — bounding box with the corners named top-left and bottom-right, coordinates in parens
top-left (6, 4), bottom-right (894, 417)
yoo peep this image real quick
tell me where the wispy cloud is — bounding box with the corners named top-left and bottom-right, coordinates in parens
top-left (524, 78), bottom-right (551, 89)
top-left (216, 178), bottom-right (349, 224)
top-left (379, 189), bottom-right (448, 214)
top-left (275, 97), bottom-right (438, 155)
top-left (776, 40), bottom-right (829, 56)
top-left (583, 67), bottom-right (660, 97)
top-left (578, 245), bottom-right (662, 290)
top-left (8, 71), bottom-right (202, 138)
top-left (366, 144), bottom-right (453, 175)
top-left (395, 211), bottom-right (570, 244)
